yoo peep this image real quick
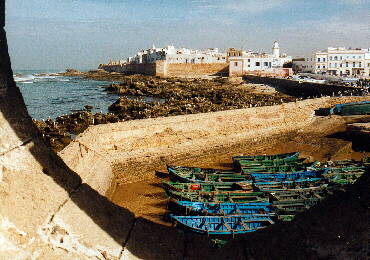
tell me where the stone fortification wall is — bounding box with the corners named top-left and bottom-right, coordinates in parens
top-left (165, 63), bottom-right (229, 77)
top-left (100, 63), bottom-right (157, 76)
top-left (245, 75), bottom-right (364, 97)
top-left (64, 96), bottom-right (369, 185)
top-left (100, 61), bottom-right (229, 77)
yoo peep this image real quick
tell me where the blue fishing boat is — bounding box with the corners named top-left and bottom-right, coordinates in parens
top-left (172, 201), bottom-right (274, 215)
top-left (170, 214), bottom-right (274, 235)
top-left (251, 169), bottom-right (327, 182)
top-left (330, 101), bottom-right (370, 116)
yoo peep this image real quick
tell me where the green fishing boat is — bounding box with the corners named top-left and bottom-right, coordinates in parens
top-left (325, 173), bottom-right (362, 185)
top-left (330, 101), bottom-right (370, 116)
top-left (240, 162), bottom-right (316, 174)
top-left (236, 157), bottom-right (306, 167)
top-left (269, 187), bottom-right (334, 201)
top-left (165, 189), bottom-right (269, 203)
top-left (163, 181), bottom-right (253, 193)
top-left (167, 166), bottom-right (252, 183)
top-left (232, 152), bottom-right (299, 162)
top-left (253, 178), bottom-right (325, 191)
top-left (272, 198), bottom-right (321, 214)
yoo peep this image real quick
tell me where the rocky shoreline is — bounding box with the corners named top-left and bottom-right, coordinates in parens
top-left (33, 69), bottom-right (368, 152)
top-left (34, 70), bottom-right (300, 151)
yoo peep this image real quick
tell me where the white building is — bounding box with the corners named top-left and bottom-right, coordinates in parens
top-left (229, 41), bottom-right (293, 77)
top-left (127, 45), bottom-right (227, 65)
top-left (293, 47), bottom-right (370, 77)
top-left (292, 56), bottom-right (315, 73)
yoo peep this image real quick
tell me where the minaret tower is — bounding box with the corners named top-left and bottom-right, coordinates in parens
top-left (272, 41), bottom-right (280, 58)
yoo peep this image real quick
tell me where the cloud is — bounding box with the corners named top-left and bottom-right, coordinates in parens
top-left (338, 0), bottom-right (368, 4)
top-left (192, 0), bottom-right (293, 13)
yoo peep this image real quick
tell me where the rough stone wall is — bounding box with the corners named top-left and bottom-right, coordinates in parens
top-left (100, 62), bottom-right (229, 77)
top-left (64, 96), bottom-right (369, 184)
top-left (100, 63), bottom-right (156, 76)
top-left (245, 75), bottom-right (365, 97)
top-left (0, 3), bottom-right (134, 258)
top-left (166, 63), bottom-right (229, 77)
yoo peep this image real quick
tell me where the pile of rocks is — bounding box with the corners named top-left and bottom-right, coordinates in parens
top-left (106, 75), bottom-right (296, 119)
top-left (34, 111), bottom-right (120, 151)
top-left (35, 74), bottom-right (298, 151)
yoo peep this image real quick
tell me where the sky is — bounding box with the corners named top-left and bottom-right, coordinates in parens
top-left (6, 0), bottom-right (370, 71)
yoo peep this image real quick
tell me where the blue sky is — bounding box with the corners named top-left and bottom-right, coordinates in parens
top-left (6, 0), bottom-right (370, 70)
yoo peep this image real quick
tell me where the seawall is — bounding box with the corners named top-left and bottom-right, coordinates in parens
top-left (61, 96), bottom-right (369, 188)
top-left (100, 61), bottom-right (229, 77)
top-left (245, 75), bottom-right (365, 97)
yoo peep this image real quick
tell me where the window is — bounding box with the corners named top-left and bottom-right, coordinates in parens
top-left (256, 62), bottom-right (260, 66)
top-left (234, 62), bottom-right (238, 66)
top-left (330, 56), bottom-right (333, 61)
top-left (353, 62), bottom-right (356, 67)
top-left (346, 62), bottom-right (349, 67)
top-left (323, 65), bottom-right (326, 68)
top-left (248, 59), bottom-right (251, 62)
top-left (318, 58), bottom-right (321, 62)
top-left (318, 65), bottom-right (321, 69)
top-left (264, 62), bottom-right (268, 66)
top-left (323, 58), bottom-right (326, 62)
top-left (359, 62), bottom-right (362, 67)
top-left (334, 56), bottom-right (338, 60)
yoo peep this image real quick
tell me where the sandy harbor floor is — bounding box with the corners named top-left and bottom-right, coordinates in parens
top-left (111, 115), bottom-right (370, 225)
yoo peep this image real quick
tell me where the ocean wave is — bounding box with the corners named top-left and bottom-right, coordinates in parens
top-left (14, 74), bottom-right (36, 82)
top-left (14, 73), bottom-right (68, 83)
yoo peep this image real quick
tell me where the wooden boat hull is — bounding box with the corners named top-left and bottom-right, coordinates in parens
top-left (251, 169), bottom-right (327, 182)
top-left (171, 214), bottom-right (275, 235)
top-left (162, 181), bottom-right (253, 193)
top-left (253, 178), bottom-right (324, 191)
top-left (167, 166), bottom-right (252, 183)
top-left (232, 152), bottom-right (299, 162)
top-left (172, 201), bottom-right (274, 215)
top-left (331, 101), bottom-right (370, 116)
top-left (165, 189), bottom-right (269, 203)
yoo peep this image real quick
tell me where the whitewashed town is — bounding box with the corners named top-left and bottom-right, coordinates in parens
top-left (100, 41), bottom-right (370, 83)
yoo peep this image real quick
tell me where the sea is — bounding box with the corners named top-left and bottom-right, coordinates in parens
top-left (14, 70), bottom-right (120, 120)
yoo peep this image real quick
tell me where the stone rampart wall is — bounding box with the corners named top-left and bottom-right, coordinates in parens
top-left (100, 62), bottom-right (229, 77)
top-left (64, 96), bottom-right (369, 184)
top-left (166, 63), bottom-right (229, 77)
top-left (245, 75), bottom-right (364, 97)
